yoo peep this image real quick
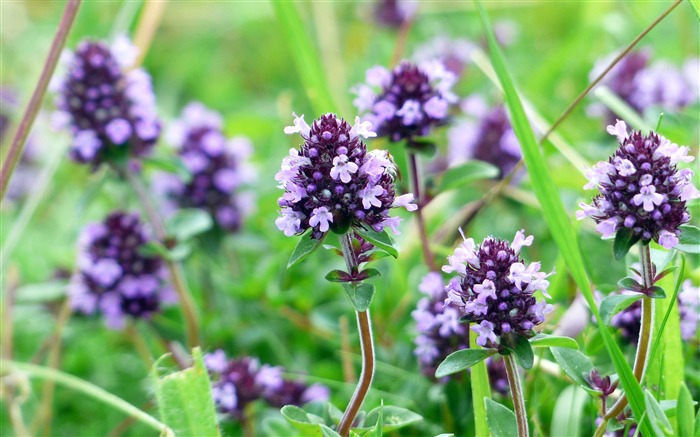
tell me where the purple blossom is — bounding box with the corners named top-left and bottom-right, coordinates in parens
top-left (68, 211), bottom-right (175, 329)
top-left (353, 61), bottom-right (456, 142)
top-left (374, 0), bottom-right (417, 28)
top-left (158, 102), bottom-right (255, 232)
top-left (204, 350), bottom-right (328, 421)
top-left (276, 113), bottom-right (414, 239)
top-left (53, 37), bottom-right (161, 168)
top-left (679, 280), bottom-right (699, 340)
top-left (578, 120), bottom-right (697, 248)
top-left (443, 229), bottom-right (554, 348)
top-left (413, 36), bottom-right (476, 77)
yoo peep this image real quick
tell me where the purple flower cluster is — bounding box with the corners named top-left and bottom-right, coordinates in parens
top-left (443, 230), bottom-right (554, 348)
top-left (413, 36), bottom-right (476, 77)
top-left (353, 61), bottom-right (457, 142)
top-left (68, 211), bottom-right (175, 329)
top-left (577, 120), bottom-right (698, 248)
top-left (203, 349), bottom-right (329, 420)
top-left (53, 36), bottom-right (160, 167)
top-left (589, 50), bottom-right (699, 119)
top-left (159, 103), bottom-right (254, 232)
top-left (374, 0), bottom-right (416, 28)
top-left (276, 113), bottom-right (415, 239)
top-left (448, 96), bottom-right (521, 178)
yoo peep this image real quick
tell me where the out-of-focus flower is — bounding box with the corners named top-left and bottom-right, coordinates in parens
top-left (53, 36), bottom-right (160, 168)
top-left (443, 229), bottom-right (554, 348)
top-left (374, 0), bottom-right (417, 28)
top-left (578, 120), bottom-right (697, 249)
top-left (276, 113), bottom-right (414, 239)
top-left (353, 61), bottom-right (457, 142)
top-left (158, 102), bottom-right (254, 232)
top-left (68, 211), bottom-right (175, 329)
top-left (679, 280), bottom-right (699, 340)
top-left (413, 36), bottom-right (476, 77)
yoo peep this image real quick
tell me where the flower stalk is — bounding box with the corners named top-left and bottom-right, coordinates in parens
top-left (504, 354), bottom-right (528, 437)
top-left (337, 233), bottom-right (376, 436)
top-left (408, 152), bottom-right (437, 271)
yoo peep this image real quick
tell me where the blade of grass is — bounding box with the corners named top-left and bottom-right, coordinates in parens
top-left (688, 0), bottom-right (700, 21)
top-left (469, 330), bottom-right (491, 437)
top-left (594, 86), bottom-right (651, 132)
top-left (475, 2), bottom-right (652, 434)
top-left (272, 1), bottom-right (337, 115)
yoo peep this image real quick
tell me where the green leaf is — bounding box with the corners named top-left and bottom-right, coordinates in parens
top-left (475, 3), bottom-right (649, 431)
top-left (280, 405), bottom-right (324, 436)
top-left (354, 227), bottom-right (398, 258)
top-left (320, 424), bottom-right (343, 437)
top-left (325, 269), bottom-right (351, 283)
top-left (435, 348), bottom-right (496, 378)
top-left (679, 225), bottom-right (700, 245)
top-left (167, 242), bottom-right (193, 261)
top-left (143, 156), bottom-right (192, 182)
top-left (528, 334), bottom-right (579, 350)
top-left (617, 276), bottom-right (642, 292)
top-left (166, 209), bottom-right (213, 242)
top-left (689, 0), bottom-right (700, 21)
top-left (599, 293), bottom-right (644, 325)
top-left (437, 160), bottom-right (500, 193)
top-left (502, 333), bottom-right (534, 369)
top-left (613, 228), bottom-right (640, 261)
top-left (288, 231), bottom-right (326, 268)
top-left (550, 347), bottom-right (596, 394)
top-left (363, 405), bottom-right (421, 433)
top-left (359, 268), bottom-right (381, 280)
top-left (151, 347), bottom-right (220, 437)
top-left (368, 401), bottom-right (383, 437)
top-left (271, 2), bottom-right (336, 114)
top-left (139, 241), bottom-right (171, 259)
top-left (676, 384), bottom-right (695, 437)
top-left (470, 335), bottom-right (491, 437)
top-left (14, 281), bottom-right (66, 304)
top-left (648, 286), bottom-right (666, 299)
top-left (551, 386), bottom-right (589, 437)
top-left (484, 398), bottom-right (518, 437)
top-left (341, 283), bottom-right (376, 312)
top-left (406, 139), bottom-right (437, 158)
top-left (645, 390), bottom-right (674, 436)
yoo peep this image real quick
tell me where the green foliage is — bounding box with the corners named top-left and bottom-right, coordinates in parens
top-left (528, 334), bottom-right (579, 350)
top-left (435, 348), bottom-right (497, 378)
top-left (341, 282), bottom-right (376, 312)
top-left (151, 348), bottom-right (220, 436)
top-left (436, 160), bottom-right (500, 193)
top-left (288, 231), bottom-right (327, 268)
top-left (484, 398), bottom-right (518, 437)
top-left (645, 390), bottom-right (674, 436)
top-left (613, 228), bottom-right (641, 261)
top-left (551, 386), bottom-right (588, 437)
top-left (599, 293), bottom-right (644, 325)
top-left (166, 209), bottom-right (214, 242)
top-left (550, 348), bottom-right (596, 394)
top-left (502, 333), bottom-right (534, 370)
top-left (676, 384), bottom-right (695, 437)
top-left (355, 227), bottom-right (399, 258)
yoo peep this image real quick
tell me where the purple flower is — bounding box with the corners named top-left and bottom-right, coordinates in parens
top-left (679, 280), bottom-right (699, 340)
top-left (413, 36), bottom-right (476, 77)
top-left (53, 36), bottom-right (161, 167)
top-left (68, 211), bottom-right (174, 329)
top-left (374, 0), bottom-right (417, 28)
top-left (443, 229), bottom-right (554, 348)
top-left (159, 102), bottom-right (255, 232)
top-left (276, 113), bottom-right (414, 239)
top-left (448, 97), bottom-right (521, 178)
top-left (204, 350), bottom-right (328, 421)
top-left (353, 61), bottom-right (457, 142)
top-left (578, 120), bottom-right (697, 248)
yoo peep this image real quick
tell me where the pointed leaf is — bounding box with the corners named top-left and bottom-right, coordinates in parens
top-left (166, 209), bottom-right (214, 242)
top-left (550, 347), bottom-right (596, 394)
top-left (354, 227), bottom-right (398, 258)
top-left (529, 334), bottom-right (579, 350)
top-left (357, 268), bottom-right (381, 281)
top-left (551, 386), bottom-right (588, 437)
top-left (437, 160), bottom-right (499, 193)
top-left (613, 228), bottom-right (640, 261)
top-left (341, 283), bottom-right (376, 312)
top-left (484, 398), bottom-right (517, 437)
top-left (617, 277), bottom-right (642, 292)
top-left (280, 405), bottom-right (323, 436)
top-left (678, 225), bottom-right (700, 245)
top-left (364, 405), bottom-right (421, 433)
top-left (599, 294), bottom-right (644, 325)
top-left (645, 390), bottom-right (673, 436)
top-left (320, 424), bottom-right (342, 437)
top-left (288, 231), bottom-right (326, 268)
top-left (648, 286), bottom-right (666, 299)
top-left (435, 348), bottom-right (496, 378)
top-left (325, 270), bottom-right (352, 283)
top-left (503, 333), bottom-right (534, 369)
top-left (138, 241), bottom-right (171, 259)
top-left (368, 401), bottom-right (383, 437)
top-left (143, 156), bottom-right (192, 182)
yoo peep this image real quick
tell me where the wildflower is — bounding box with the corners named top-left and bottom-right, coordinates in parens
top-left (353, 61), bottom-right (457, 142)
top-left (159, 103), bottom-right (254, 232)
top-left (374, 0), bottom-right (417, 28)
top-left (578, 120), bottom-right (697, 249)
top-left (204, 350), bottom-right (329, 420)
top-left (447, 97), bottom-right (521, 178)
top-left (276, 113), bottom-right (415, 239)
top-left (68, 211), bottom-right (175, 329)
top-left (679, 280), bottom-right (699, 340)
top-left (413, 36), bottom-right (476, 77)
top-left (443, 229), bottom-right (554, 348)
top-left (53, 36), bottom-right (160, 167)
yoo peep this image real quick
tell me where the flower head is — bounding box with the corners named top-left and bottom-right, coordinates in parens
top-left (276, 113), bottom-right (414, 239)
top-left (53, 37), bottom-right (161, 167)
top-left (353, 61), bottom-right (456, 142)
top-left (374, 0), bottom-right (417, 28)
top-left (679, 280), bottom-right (699, 340)
top-left (578, 120), bottom-right (697, 249)
top-left (68, 211), bottom-right (174, 329)
top-left (158, 102), bottom-right (254, 232)
top-left (443, 230), bottom-right (554, 348)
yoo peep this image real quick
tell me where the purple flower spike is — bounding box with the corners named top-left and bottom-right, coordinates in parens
top-left (443, 229), bottom-right (554, 349)
top-left (53, 36), bottom-right (161, 168)
top-left (353, 61), bottom-right (457, 142)
top-left (68, 211), bottom-right (174, 329)
top-left (578, 120), bottom-right (698, 249)
top-left (160, 102), bottom-right (255, 233)
top-left (276, 113), bottom-right (414, 239)
top-left (679, 280), bottom-right (699, 340)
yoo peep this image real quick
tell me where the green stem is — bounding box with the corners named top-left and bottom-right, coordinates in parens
top-left (337, 234), bottom-right (375, 437)
top-left (0, 0), bottom-right (82, 201)
top-left (2, 360), bottom-right (173, 436)
top-left (469, 331), bottom-right (491, 437)
top-left (407, 152), bottom-right (437, 271)
top-left (504, 354), bottom-right (529, 437)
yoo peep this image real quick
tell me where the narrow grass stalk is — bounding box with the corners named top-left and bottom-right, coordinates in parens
top-left (337, 234), bottom-right (376, 437)
top-left (469, 330), bottom-right (491, 437)
top-left (132, 0), bottom-right (168, 68)
top-left (407, 152), bottom-right (437, 271)
top-left (2, 360), bottom-right (173, 436)
top-left (124, 169), bottom-right (200, 349)
top-left (595, 243), bottom-right (656, 436)
top-left (504, 354), bottom-right (528, 437)
top-left (0, 0), bottom-right (81, 201)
